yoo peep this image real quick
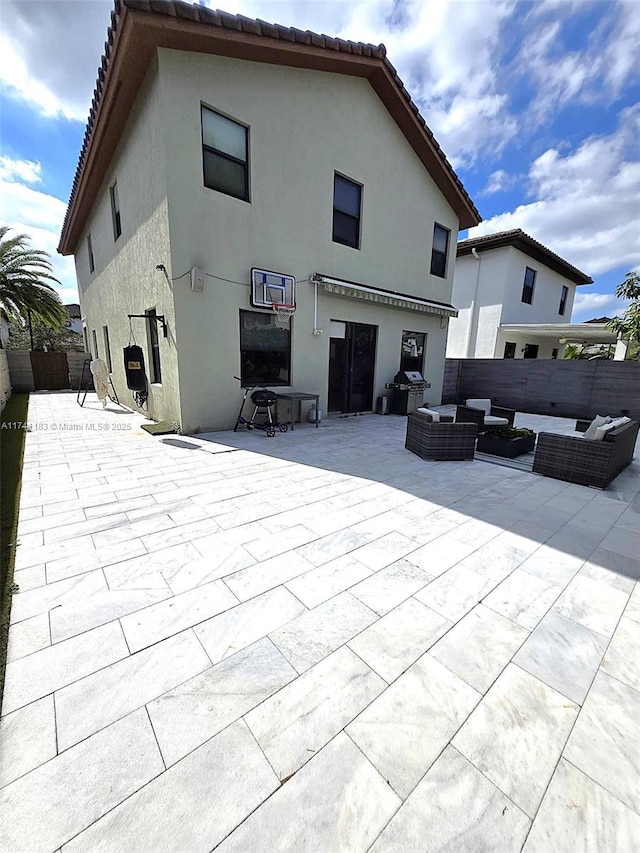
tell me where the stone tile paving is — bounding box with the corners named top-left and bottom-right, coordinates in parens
top-left (1, 391), bottom-right (639, 852)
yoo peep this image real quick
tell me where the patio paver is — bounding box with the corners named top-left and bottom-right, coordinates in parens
top-left (1, 391), bottom-right (639, 851)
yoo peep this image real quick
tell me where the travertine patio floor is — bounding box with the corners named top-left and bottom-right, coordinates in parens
top-left (1, 391), bottom-right (639, 852)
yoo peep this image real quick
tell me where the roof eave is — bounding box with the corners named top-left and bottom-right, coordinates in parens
top-left (457, 233), bottom-right (592, 286)
top-left (58, 2), bottom-right (479, 255)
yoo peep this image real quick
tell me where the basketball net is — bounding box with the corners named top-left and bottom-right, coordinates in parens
top-left (272, 303), bottom-right (295, 328)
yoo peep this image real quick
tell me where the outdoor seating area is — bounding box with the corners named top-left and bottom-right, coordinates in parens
top-left (407, 404), bottom-right (639, 490)
top-left (533, 419), bottom-right (639, 489)
top-left (2, 392), bottom-right (639, 853)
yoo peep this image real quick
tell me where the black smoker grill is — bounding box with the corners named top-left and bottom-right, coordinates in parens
top-left (386, 370), bottom-right (428, 415)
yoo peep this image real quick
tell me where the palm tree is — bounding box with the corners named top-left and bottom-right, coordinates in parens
top-left (0, 226), bottom-right (67, 328)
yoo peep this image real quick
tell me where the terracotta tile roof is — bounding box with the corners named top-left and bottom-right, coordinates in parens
top-left (58, 0), bottom-right (480, 253)
top-left (457, 228), bottom-right (593, 285)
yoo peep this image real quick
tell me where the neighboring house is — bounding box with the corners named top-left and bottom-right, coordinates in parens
top-left (57, 0), bottom-right (480, 432)
top-left (64, 304), bottom-right (83, 336)
top-left (445, 229), bottom-right (619, 360)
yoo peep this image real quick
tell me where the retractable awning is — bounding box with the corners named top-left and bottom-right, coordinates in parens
top-left (312, 274), bottom-right (458, 318)
top-left (499, 323), bottom-right (618, 344)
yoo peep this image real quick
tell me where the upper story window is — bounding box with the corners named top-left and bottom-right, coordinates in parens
top-left (201, 105), bottom-right (249, 201)
top-left (559, 285), bottom-right (569, 316)
top-left (430, 224), bottom-right (450, 278)
top-left (333, 174), bottom-right (362, 249)
top-left (87, 233), bottom-right (95, 273)
top-left (521, 267), bottom-right (536, 304)
top-left (110, 182), bottom-right (121, 240)
top-left (503, 341), bottom-right (516, 359)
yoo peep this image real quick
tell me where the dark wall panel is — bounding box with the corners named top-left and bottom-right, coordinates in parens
top-left (443, 359), bottom-right (640, 420)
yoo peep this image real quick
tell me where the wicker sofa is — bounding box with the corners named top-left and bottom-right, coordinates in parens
top-left (532, 420), bottom-right (639, 488)
top-left (405, 411), bottom-right (478, 461)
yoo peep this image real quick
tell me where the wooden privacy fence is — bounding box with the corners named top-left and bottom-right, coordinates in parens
top-left (443, 359), bottom-right (640, 421)
top-left (6, 351), bottom-right (92, 393)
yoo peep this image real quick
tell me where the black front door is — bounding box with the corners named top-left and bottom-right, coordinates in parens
top-left (328, 322), bottom-right (377, 413)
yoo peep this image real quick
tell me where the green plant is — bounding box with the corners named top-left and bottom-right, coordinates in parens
top-left (1, 393), bottom-right (29, 709)
top-left (606, 271), bottom-right (640, 358)
top-left (488, 426), bottom-right (535, 439)
top-left (0, 226), bottom-right (66, 328)
top-left (7, 322), bottom-right (83, 352)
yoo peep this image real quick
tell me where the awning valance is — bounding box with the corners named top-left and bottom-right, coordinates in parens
top-left (313, 274), bottom-right (458, 318)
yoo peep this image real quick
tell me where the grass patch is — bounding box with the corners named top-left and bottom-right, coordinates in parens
top-left (1, 393), bottom-right (29, 711)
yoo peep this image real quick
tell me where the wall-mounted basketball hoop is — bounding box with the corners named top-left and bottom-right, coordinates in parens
top-left (251, 269), bottom-right (296, 310)
top-left (272, 302), bottom-right (296, 328)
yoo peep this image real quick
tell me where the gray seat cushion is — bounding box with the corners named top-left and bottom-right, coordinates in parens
top-left (484, 415), bottom-right (509, 426)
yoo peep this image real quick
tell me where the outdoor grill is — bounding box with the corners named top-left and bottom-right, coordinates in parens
top-left (386, 370), bottom-right (428, 415)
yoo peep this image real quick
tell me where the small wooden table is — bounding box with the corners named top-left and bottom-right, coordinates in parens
top-left (275, 392), bottom-right (320, 430)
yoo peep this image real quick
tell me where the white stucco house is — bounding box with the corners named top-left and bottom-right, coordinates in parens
top-left (58, 0), bottom-right (480, 432)
top-left (445, 229), bottom-right (618, 360)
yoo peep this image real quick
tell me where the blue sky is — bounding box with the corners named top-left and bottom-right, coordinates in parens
top-left (0, 0), bottom-right (638, 321)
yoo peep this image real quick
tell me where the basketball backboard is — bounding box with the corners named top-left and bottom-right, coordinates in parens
top-left (251, 268), bottom-right (296, 309)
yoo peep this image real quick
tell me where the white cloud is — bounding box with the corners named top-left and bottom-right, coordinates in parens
top-left (481, 169), bottom-right (515, 195)
top-left (0, 0), bottom-right (521, 166)
top-left (571, 292), bottom-right (628, 323)
top-left (0, 0), bottom-right (112, 121)
top-left (517, 0), bottom-right (640, 122)
top-left (0, 157), bottom-right (42, 184)
top-left (469, 106), bottom-right (640, 278)
top-left (0, 175), bottom-right (78, 302)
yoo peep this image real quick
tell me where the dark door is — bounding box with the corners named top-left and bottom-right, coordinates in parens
top-left (328, 322), bottom-right (377, 413)
top-left (30, 352), bottom-right (70, 390)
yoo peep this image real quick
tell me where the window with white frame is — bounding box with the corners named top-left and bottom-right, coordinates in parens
top-left (201, 106), bottom-right (249, 201)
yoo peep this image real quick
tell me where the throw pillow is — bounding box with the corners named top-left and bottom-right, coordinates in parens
top-left (608, 416), bottom-right (632, 429)
top-left (583, 414), bottom-right (610, 440)
top-left (594, 422), bottom-right (617, 441)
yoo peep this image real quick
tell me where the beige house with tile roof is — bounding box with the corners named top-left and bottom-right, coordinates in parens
top-left (59, 0), bottom-right (480, 432)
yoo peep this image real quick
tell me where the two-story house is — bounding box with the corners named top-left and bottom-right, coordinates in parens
top-left (58, 0), bottom-right (480, 432)
top-left (444, 229), bottom-right (617, 361)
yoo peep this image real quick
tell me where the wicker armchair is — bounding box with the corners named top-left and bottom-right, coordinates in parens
top-left (405, 412), bottom-right (478, 461)
top-left (532, 421), bottom-right (638, 488)
top-left (457, 400), bottom-right (516, 430)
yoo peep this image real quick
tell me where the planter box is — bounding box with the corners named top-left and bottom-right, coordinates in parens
top-left (476, 431), bottom-right (536, 458)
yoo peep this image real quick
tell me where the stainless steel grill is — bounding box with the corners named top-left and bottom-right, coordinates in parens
top-left (385, 371), bottom-right (429, 415)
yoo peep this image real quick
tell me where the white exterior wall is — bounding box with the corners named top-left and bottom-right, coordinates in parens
top-left (500, 247), bottom-right (576, 325)
top-left (74, 60), bottom-right (181, 426)
top-left (448, 245), bottom-right (579, 359)
top-left (447, 249), bottom-right (509, 358)
top-left (159, 50), bottom-right (459, 432)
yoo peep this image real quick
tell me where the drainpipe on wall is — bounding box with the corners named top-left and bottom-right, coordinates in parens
top-left (465, 248), bottom-right (481, 358)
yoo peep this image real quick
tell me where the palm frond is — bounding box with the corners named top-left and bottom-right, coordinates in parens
top-left (0, 226), bottom-right (67, 329)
